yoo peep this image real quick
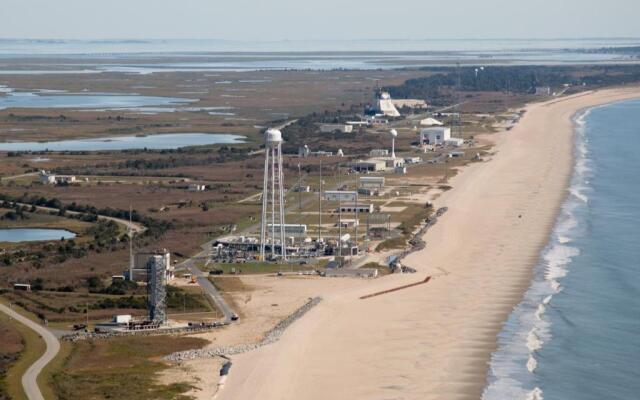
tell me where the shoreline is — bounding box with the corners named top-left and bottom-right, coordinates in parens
top-left (212, 86), bottom-right (640, 400)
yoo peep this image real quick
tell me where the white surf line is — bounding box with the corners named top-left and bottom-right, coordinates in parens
top-left (0, 303), bottom-right (61, 400)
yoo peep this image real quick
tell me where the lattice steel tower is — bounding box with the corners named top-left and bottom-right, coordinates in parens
top-left (147, 255), bottom-right (167, 324)
top-left (260, 128), bottom-right (287, 261)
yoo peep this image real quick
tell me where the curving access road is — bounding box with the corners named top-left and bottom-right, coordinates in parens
top-left (0, 303), bottom-right (60, 400)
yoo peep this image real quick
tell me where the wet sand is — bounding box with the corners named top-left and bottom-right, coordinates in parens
top-left (216, 87), bottom-right (640, 400)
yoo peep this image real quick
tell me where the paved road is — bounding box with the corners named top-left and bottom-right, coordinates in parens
top-left (0, 303), bottom-right (60, 400)
top-left (177, 241), bottom-right (236, 322)
top-left (12, 202), bottom-right (146, 234)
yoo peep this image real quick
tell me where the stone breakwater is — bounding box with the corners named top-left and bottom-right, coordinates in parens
top-left (166, 296), bottom-right (322, 362)
top-left (392, 206), bottom-right (448, 272)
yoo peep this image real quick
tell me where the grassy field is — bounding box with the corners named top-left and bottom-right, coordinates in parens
top-left (359, 262), bottom-right (392, 276)
top-left (51, 335), bottom-right (208, 400)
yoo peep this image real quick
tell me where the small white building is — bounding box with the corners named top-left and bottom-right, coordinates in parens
top-left (404, 157), bottom-right (422, 164)
top-left (188, 184), bottom-right (206, 192)
top-left (13, 283), bottom-right (31, 291)
top-left (39, 170), bottom-right (77, 185)
top-left (298, 145), bottom-right (311, 157)
top-left (339, 204), bottom-right (374, 214)
top-left (338, 219), bottom-right (359, 228)
top-left (420, 127), bottom-right (451, 145)
top-left (324, 190), bottom-right (357, 202)
top-left (113, 314), bottom-right (132, 324)
top-left (319, 124), bottom-right (353, 134)
top-left (293, 185), bottom-right (311, 193)
top-left (420, 117), bottom-right (444, 126)
top-left (359, 176), bottom-right (385, 188)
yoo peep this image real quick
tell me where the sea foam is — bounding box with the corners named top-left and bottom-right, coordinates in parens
top-left (482, 108), bottom-right (592, 399)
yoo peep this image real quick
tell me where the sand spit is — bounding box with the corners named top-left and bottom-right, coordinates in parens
top-left (214, 87), bottom-right (640, 400)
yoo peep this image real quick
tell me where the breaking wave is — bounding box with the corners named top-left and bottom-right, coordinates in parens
top-left (481, 108), bottom-right (592, 399)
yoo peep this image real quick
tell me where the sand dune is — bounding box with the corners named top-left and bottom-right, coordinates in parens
top-left (217, 87), bottom-right (640, 400)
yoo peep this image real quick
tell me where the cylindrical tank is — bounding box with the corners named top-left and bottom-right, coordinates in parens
top-left (265, 128), bottom-right (283, 147)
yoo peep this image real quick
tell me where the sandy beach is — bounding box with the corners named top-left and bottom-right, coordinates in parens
top-left (204, 87), bottom-right (640, 400)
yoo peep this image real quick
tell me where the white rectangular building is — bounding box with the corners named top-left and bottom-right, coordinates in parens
top-left (188, 184), bottom-right (206, 191)
top-left (359, 176), bottom-right (385, 188)
top-left (339, 204), bottom-right (374, 213)
top-left (319, 124), bottom-right (353, 133)
top-left (324, 190), bottom-right (357, 202)
top-left (420, 127), bottom-right (451, 145)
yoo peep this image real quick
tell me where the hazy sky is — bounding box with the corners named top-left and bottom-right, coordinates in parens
top-left (2, 0), bottom-right (639, 40)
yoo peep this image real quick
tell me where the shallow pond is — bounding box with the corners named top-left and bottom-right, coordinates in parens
top-left (0, 228), bottom-right (76, 242)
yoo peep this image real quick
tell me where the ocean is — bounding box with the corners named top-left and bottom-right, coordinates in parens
top-left (483, 99), bottom-right (640, 399)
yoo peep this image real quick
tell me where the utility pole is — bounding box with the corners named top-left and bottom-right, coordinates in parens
top-left (354, 171), bottom-right (359, 257)
top-left (337, 164), bottom-right (342, 258)
top-left (129, 204), bottom-right (133, 280)
top-left (297, 163), bottom-right (302, 248)
top-left (318, 160), bottom-right (322, 244)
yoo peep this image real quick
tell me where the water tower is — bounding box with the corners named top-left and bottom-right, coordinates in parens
top-left (259, 128), bottom-right (287, 260)
top-left (390, 129), bottom-right (398, 159)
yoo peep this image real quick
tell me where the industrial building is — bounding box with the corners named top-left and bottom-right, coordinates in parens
top-left (420, 127), bottom-right (451, 145)
top-left (369, 149), bottom-right (389, 157)
top-left (350, 159), bottom-right (387, 172)
top-left (357, 187), bottom-right (378, 196)
top-left (324, 190), bottom-right (357, 202)
top-left (266, 223), bottom-right (308, 236)
top-left (319, 123), bottom-right (353, 133)
top-left (129, 249), bottom-right (174, 282)
top-left (339, 204), bottom-right (374, 213)
top-left (188, 183), bottom-right (206, 191)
